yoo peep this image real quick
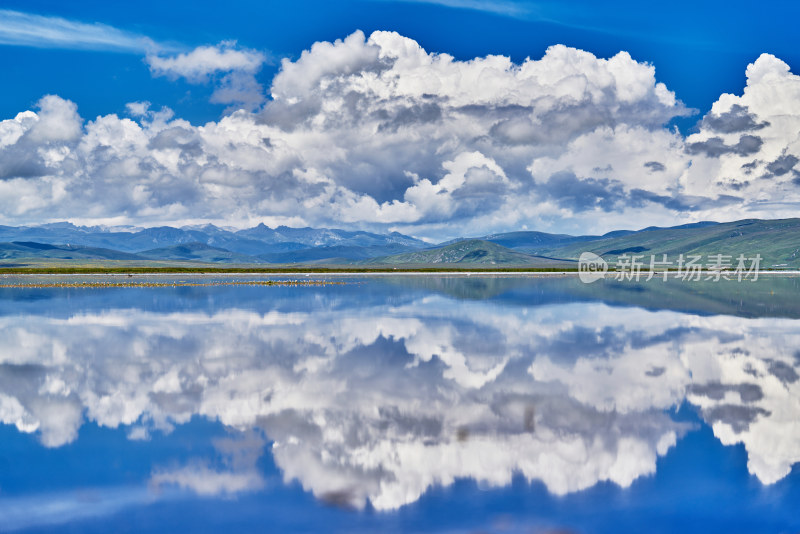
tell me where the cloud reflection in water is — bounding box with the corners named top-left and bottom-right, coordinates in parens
top-left (0, 277), bottom-right (799, 514)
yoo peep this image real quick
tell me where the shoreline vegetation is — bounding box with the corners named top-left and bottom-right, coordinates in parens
top-left (0, 279), bottom-right (344, 288)
top-left (0, 266), bottom-right (578, 275)
top-left (1, 265), bottom-right (799, 276)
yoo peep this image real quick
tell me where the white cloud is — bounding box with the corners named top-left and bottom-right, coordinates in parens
top-left (124, 101), bottom-right (151, 118)
top-left (147, 42), bottom-right (268, 110)
top-left (26, 94), bottom-right (83, 143)
top-left (0, 9), bottom-right (267, 112)
top-left (679, 53), bottom-right (800, 219)
top-left (146, 42), bottom-right (265, 82)
top-left (0, 393), bottom-right (39, 434)
top-left (0, 9), bottom-right (159, 52)
top-left (389, 0), bottom-right (530, 18)
top-left (3, 31), bottom-right (800, 237)
top-left (0, 31), bottom-right (690, 235)
top-left (151, 466), bottom-right (264, 496)
top-left (150, 432), bottom-right (266, 496)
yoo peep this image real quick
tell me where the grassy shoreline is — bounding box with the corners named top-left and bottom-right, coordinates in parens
top-left (1, 263), bottom-right (798, 275)
top-left (0, 279), bottom-right (344, 288)
top-left (0, 266), bottom-right (579, 274)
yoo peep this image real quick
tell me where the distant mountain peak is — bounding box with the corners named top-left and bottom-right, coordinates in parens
top-left (37, 221), bottom-right (82, 231)
top-left (181, 223), bottom-right (222, 231)
top-left (4, 218), bottom-right (795, 267)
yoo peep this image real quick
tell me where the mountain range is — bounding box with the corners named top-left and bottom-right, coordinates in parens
top-left (1, 218), bottom-right (799, 268)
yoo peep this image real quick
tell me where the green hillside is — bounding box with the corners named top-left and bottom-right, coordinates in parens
top-left (542, 219), bottom-right (800, 268)
top-left (139, 243), bottom-right (264, 263)
top-left (0, 242), bottom-right (143, 261)
top-left (2, 218), bottom-right (800, 270)
top-left (366, 239), bottom-right (574, 266)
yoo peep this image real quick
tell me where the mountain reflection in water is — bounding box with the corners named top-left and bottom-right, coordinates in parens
top-left (0, 275), bottom-right (799, 532)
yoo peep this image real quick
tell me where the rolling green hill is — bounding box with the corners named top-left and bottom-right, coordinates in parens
top-left (541, 218), bottom-right (800, 268)
top-left (258, 244), bottom-right (417, 264)
top-left (138, 243), bottom-right (264, 263)
top-left (0, 242), bottom-right (144, 261)
top-left (2, 218), bottom-right (800, 270)
top-left (365, 240), bottom-right (575, 266)
top-left (478, 230), bottom-right (608, 251)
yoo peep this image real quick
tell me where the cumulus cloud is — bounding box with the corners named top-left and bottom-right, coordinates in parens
top-left (3, 32), bottom-right (800, 236)
top-left (150, 466), bottom-right (264, 495)
top-left (644, 161), bottom-right (666, 172)
top-left (146, 41), bottom-right (268, 110)
top-left (765, 154), bottom-right (799, 177)
top-left (700, 104), bottom-right (769, 134)
top-left (686, 134), bottom-right (764, 158)
top-left (681, 53), bottom-right (800, 214)
top-left (151, 432), bottom-right (267, 496)
top-left (26, 94), bottom-right (83, 143)
top-left (146, 42), bottom-right (265, 82)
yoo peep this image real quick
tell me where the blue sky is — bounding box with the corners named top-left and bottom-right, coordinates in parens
top-left (3, 0), bottom-right (798, 125)
top-left (2, 1), bottom-right (800, 238)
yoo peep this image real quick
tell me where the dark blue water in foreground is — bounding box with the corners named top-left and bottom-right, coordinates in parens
top-left (1, 274), bottom-right (799, 533)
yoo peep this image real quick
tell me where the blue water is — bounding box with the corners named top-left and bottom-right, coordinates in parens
top-left (0, 274), bottom-right (799, 533)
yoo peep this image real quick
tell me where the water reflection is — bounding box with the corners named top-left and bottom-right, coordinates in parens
top-left (0, 275), bottom-right (799, 529)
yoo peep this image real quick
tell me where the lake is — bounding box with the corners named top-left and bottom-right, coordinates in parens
top-left (1, 274), bottom-right (799, 533)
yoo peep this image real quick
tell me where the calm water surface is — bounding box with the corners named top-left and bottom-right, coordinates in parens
top-left (1, 274), bottom-right (799, 533)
